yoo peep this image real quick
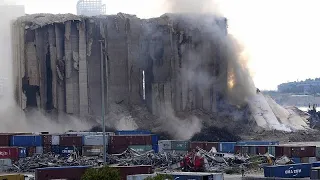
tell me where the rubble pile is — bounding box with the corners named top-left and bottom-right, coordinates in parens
top-left (4, 147), bottom-right (273, 174)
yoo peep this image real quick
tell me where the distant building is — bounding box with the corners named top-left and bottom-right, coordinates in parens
top-left (278, 78), bottom-right (320, 94)
top-left (76, 0), bottom-right (106, 16)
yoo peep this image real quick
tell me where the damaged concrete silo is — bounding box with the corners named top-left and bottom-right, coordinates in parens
top-left (12, 13), bottom-right (228, 122)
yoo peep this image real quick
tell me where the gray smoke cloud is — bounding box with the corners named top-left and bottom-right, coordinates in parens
top-left (153, 0), bottom-right (255, 139)
top-left (163, 0), bottom-right (255, 105)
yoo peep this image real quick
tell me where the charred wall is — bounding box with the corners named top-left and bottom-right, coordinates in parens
top-left (13, 13), bottom-right (228, 121)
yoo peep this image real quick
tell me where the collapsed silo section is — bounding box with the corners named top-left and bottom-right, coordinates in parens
top-left (13, 14), bottom-right (86, 119)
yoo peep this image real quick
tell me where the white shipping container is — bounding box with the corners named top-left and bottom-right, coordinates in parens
top-left (83, 135), bottom-right (108, 146)
top-left (0, 159), bottom-right (12, 171)
top-left (309, 157), bottom-right (317, 163)
top-left (35, 146), bottom-right (43, 154)
top-left (158, 140), bottom-right (172, 152)
top-left (127, 174), bottom-right (156, 180)
top-left (0, 159), bottom-right (12, 167)
top-left (52, 135), bottom-right (60, 145)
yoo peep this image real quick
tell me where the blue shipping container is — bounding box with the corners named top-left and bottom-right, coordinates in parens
top-left (10, 135), bottom-right (42, 146)
top-left (59, 146), bottom-right (82, 156)
top-left (151, 134), bottom-right (158, 145)
top-left (264, 163), bottom-right (312, 178)
top-left (219, 142), bottom-right (236, 153)
top-left (51, 146), bottom-right (60, 154)
top-left (237, 141), bottom-right (279, 146)
top-left (160, 172), bottom-right (223, 180)
top-left (115, 130), bottom-right (151, 135)
top-left (152, 144), bottom-right (159, 153)
top-left (312, 162), bottom-right (320, 167)
top-left (18, 147), bottom-right (27, 158)
top-left (292, 157), bottom-right (301, 164)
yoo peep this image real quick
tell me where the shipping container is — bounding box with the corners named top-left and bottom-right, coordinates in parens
top-left (43, 145), bottom-right (51, 154)
top-left (35, 146), bottom-right (43, 154)
top-left (316, 147), bottom-right (320, 158)
top-left (51, 135), bottom-right (60, 145)
top-left (27, 147), bottom-right (36, 157)
top-left (158, 172), bottom-right (224, 180)
top-left (237, 141), bottom-right (279, 146)
top-left (275, 146), bottom-right (292, 157)
top-left (18, 147), bottom-right (26, 158)
top-left (127, 174), bottom-right (156, 180)
top-left (0, 147), bottom-right (19, 160)
top-left (83, 135), bottom-right (108, 146)
top-left (59, 136), bottom-right (83, 146)
top-left (158, 140), bottom-right (172, 152)
top-left (311, 167), bottom-right (320, 180)
top-left (10, 135), bottom-right (42, 147)
top-left (0, 174), bottom-right (24, 180)
top-left (0, 134), bottom-right (11, 146)
top-left (59, 146), bottom-right (82, 156)
top-left (110, 135), bottom-right (152, 146)
top-left (219, 142), bottom-right (236, 153)
top-left (291, 146), bottom-right (316, 157)
top-left (171, 141), bottom-right (189, 151)
top-left (204, 142), bottom-right (219, 152)
top-left (82, 146), bottom-right (103, 156)
top-left (312, 161), bottom-right (320, 167)
top-left (151, 134), bottom-right (158, 145)
top-left (51, 146), bottom-right (59, 154)
top-left (152, 144), bottom-right (158, 153)
top-left (65, 131), bottom-right (115, 136)
top-left (128, 145), bottom-right (152, 153)
top-left (111, 165), bottom-right (153, 180)
top-left (0, 159), bottom-right (12, 167)
top-left (115, 130), bottom-right (151, 135)
top-left (263, 163), bottom-right (312, 178)
top-left (190, 142), bottom-right (205, 152)
top-left (268, 146), bottom-right (276, 156)
top-left (291, 157), bottom-right (301, 163)
top-left (108, 145), bottom-right (129, 154)
top-left (41, 135), bottom-right (52, 145)
top-left (35, 166), bottom-right (91, 180)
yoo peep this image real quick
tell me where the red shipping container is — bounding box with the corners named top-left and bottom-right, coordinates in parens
top-left (112, 165), bottom-right (153, 180)
top-left (108, 145), bottom-right (130, 154)
top-left (110, 135), bottom-right (152, 146)
top-left (43, 145), bottom-right (52, 154)
top-left (0, 134), bottom-right (11, 146)
top-left (27, 147), bottom-right (36, 157)
top-left (258, 146), bottom-right (267, 154)
top-left (35, 166), bottom-right (90, 180)
top-left (291, 146), bottom-right (316, 157)
top-left (204, 142), bottom-right (219, 152)
top-left (234, 146), bottom-right (241, 154)
top-left (59, 136), bottom-right (83, 146)
top-left (189, 142), bottom-right (205, 152)
top-left (0, 147), bottom-right (19, 160)
top-left (276, 146), bottom-right (292, 157)
top-left (42, 135), bottom-right (52, 145)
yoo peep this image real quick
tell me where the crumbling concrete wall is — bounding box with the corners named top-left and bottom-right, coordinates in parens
top-left (13, 13), bottom-right (228, 121)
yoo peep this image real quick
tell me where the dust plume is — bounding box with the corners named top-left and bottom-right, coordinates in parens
top-left (163, 0), bottom-right (255, 105)
top-left (152, 0), bottom-right (255, 139)
top-left (0, 3), bottom-right (93, 133)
